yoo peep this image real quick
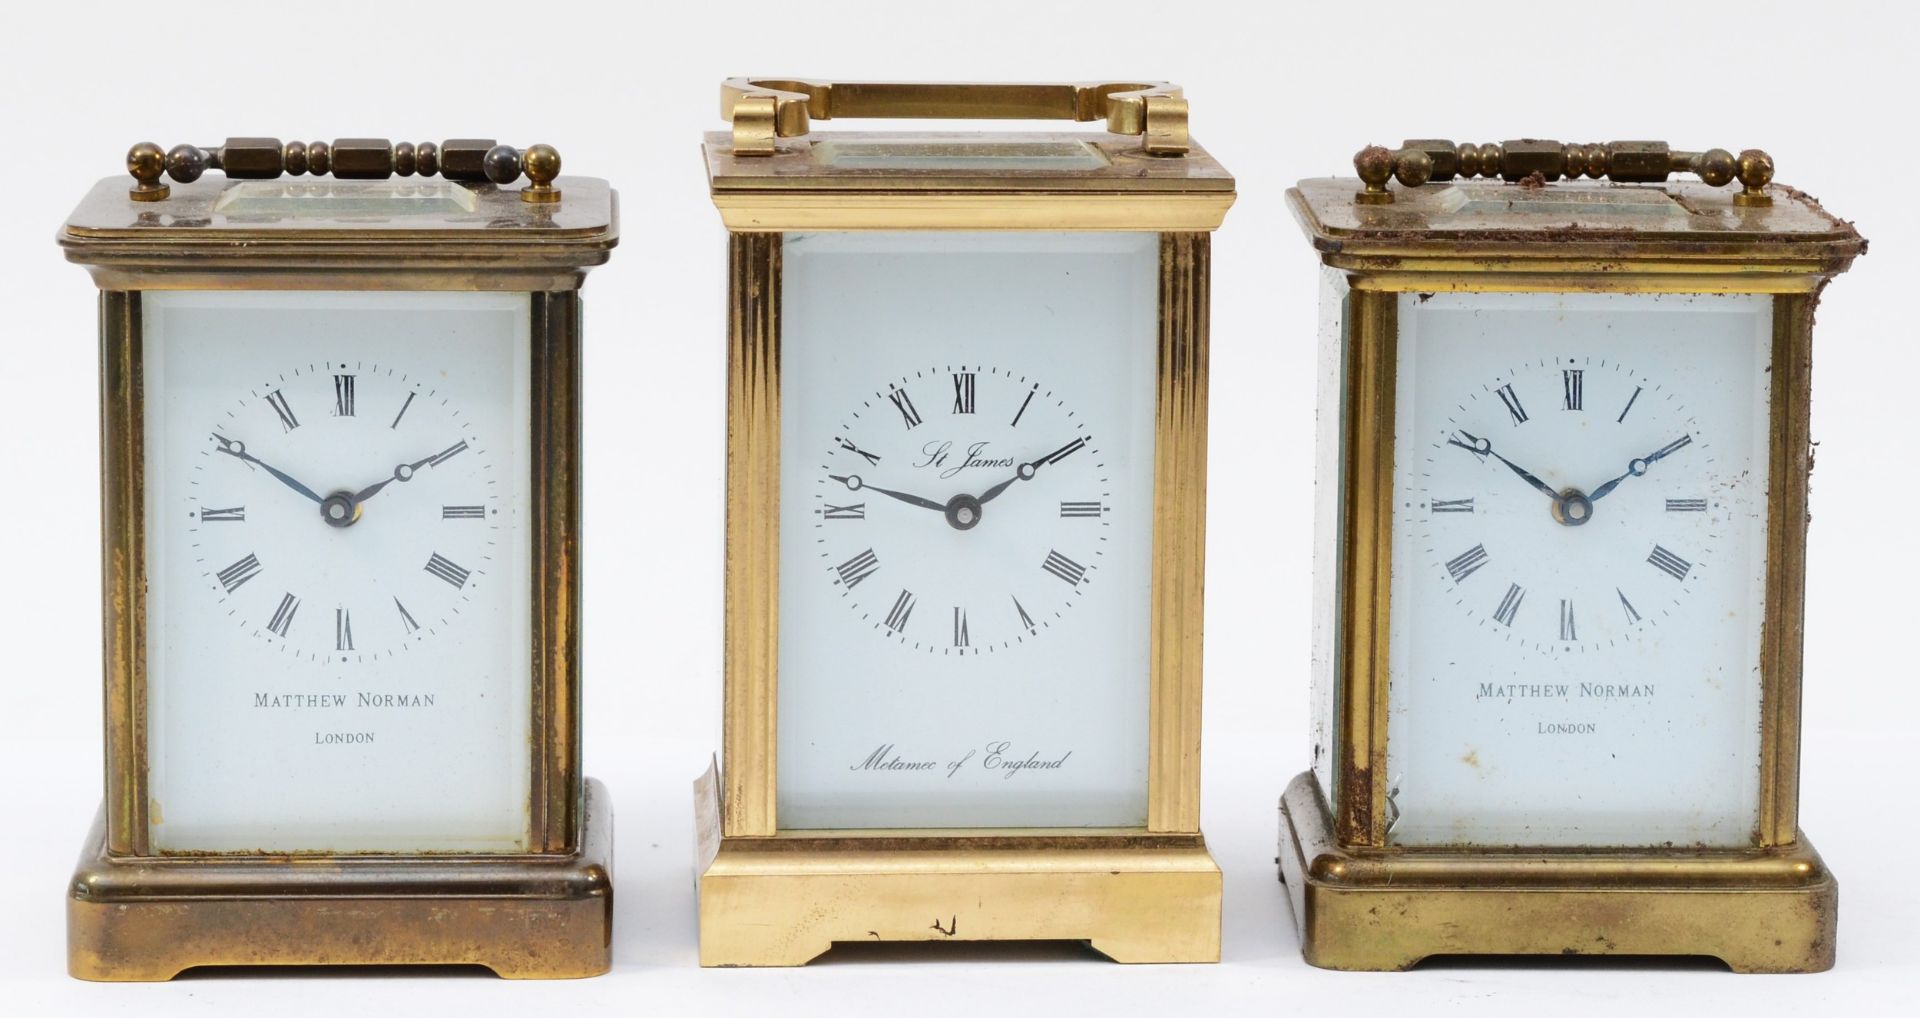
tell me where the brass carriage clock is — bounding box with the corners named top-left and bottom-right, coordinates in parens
top-left (60, 137), bottom-right (617, 979)
top-left (1278, 140), bottom-right (1864, 971)
top-left (695, 79), bottom-right (1234, 965)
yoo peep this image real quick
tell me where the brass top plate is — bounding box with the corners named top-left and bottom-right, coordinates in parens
top-left (60, 174), bottom-right (617, 270)
top-left (1289, 176), bottom-right (1862, 268)
top-left (705, 131), bottom-right (1232, 194)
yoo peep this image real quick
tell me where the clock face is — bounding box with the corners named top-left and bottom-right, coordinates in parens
top-left (1383, 291), bottom-right (1775, 848)
top-left (142, 291), bottom-right (534, 854)
top-left (191, 366), bottom-right (500, 663)
top-left (776, 232), bottom-right (1160, 830)
top-left (812, 365), bottom-right (1106, 654)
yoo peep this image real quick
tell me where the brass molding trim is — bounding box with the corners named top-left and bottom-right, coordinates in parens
top-left (1332, 289), bottom-right (1397, 847)
top-left (70, 780), bottom-right (615, 980)
top-left (722, 234), bottom-right (782, 837)
top-left (100, 292), bottom-right (149, 856)
top-left (1758, 293), bottom-right (1814, 847)
top-left (1146, 233), bottom-right (1209, 834)
top-left (1278, 773), bottom-right (1835, 972)
top-left (711, 192), bottom-right (1233, 233)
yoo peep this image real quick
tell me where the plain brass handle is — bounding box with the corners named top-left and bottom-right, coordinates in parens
top-left (124, 138), bottom-right (563, 204)
top-left (720, 78), bottom-right (1190, 158)
top-left (1354, 139), bottom-right (1775, 207)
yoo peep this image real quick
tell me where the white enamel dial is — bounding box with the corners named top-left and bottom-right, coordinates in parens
top-left (776, 232), bottom-right (1160, 830)
top-left (142, 290), bottom-right (533, 854)
top-left (1413, 357), bottom-right (1718, 655)
top-left (1385, 291), bottom-right (1775, 848)
top-left (814, 365), bottom-right (1106, 654)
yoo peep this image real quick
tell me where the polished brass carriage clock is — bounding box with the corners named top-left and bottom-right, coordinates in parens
top-left (61, 137), bottom-right (617, 979)
top-left (1279, 140), bottom-right (1864, 971)
top-left (696, 79), bottom-right (1234, 966)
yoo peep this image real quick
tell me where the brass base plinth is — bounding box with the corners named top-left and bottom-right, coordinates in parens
top-left (1277, 772), bottom-right (1836, 973)
top-left (693, 775), bottom-right (1220, 966)
top-left (67, 778), bottom-right (615, 981)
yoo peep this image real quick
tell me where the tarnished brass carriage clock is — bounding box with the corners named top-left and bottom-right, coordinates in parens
top-left (60, 137), bottom-right (617, 979)
top-left (695, 79), bottom-right (1234, 966)
top-left (1279, 140), bottom-right (1864, 971)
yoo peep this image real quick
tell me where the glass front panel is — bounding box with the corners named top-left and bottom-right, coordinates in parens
top-left (1385, 291), bottom-right (1773, 847)
top-left (777, 232), bottom-right (1159, 829)
top-left (142, 291), bottom-right (533, 853)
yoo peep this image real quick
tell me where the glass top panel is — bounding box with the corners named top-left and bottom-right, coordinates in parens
top-left (811, 137), bottom-right (1112, 172)
top-left (211, 180), bottom-right (479, 217)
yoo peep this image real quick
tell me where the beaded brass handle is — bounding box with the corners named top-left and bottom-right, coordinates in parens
top-left (125, 138), bottom-right (563, 204)
top-left (1353, 139), bottom-right (1775, 207)
top-left (720, 79), bottom-right (1190, 157)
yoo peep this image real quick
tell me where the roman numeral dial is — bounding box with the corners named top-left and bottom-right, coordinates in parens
top-left (183, 363), bottom-right (504, 662)
top-left (1414, 358), bottom-right (1724, 653)
top-left (813, 366), bottom-right (1109, 652)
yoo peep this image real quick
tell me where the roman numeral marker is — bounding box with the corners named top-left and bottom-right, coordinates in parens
top-left (442, 505), bottom-right (486, 519)
top-left (333, 374), bottom-right (356, 417)
top-left (216, 553), bottom-right (262, 593)
top-left (336, 607), bottom-right (354, 651)
top-left (951, 372), bottom-right (976, 414)
top-left (391, 390), bottom-right (417, 429)
top-left (835, 548), bottom-right (880, 588)
top-left (953, 607), bottom-right (969, 647)
top-left (887, 387), bottom-right (922, 429)
top-left (822, 503), bottom-right (866, 520)
top-left (1617, 588), bottom-right (1642, 624)
top-left (395, 597), bottom-right (421, 634)
top-left (267, 592), bottom-right (300, 637)
top-left (1666, 498), bottom-right (1708, 512)
top-left (264, 389), bottom-right (299, 431)
top-left (1011, 385), bottom-right (1037, 427)
top-left (1559, 599), bottom-right (1578, 641)
top-left (1493, 583), bottom-right (1525, 626)
top-left (200, 505), bottom-right (246, 522)
top-left (424, 552), bottom-right (471, 588)
top-left (1496, 383), bottom-right (1528, 424)
top-left (835, 436), bottom-right (881, 466)
top-left (1618, 386), bottom-right (1643, 423)
top-left (1562, 369), bottom-right (1583, 411)
top-left (1013, 596), bottom-right (1036, 631)
top-left (1059, 500), bottom-right (1104, 518)
top-left (1042, 550), bottom-right (1088, 586)
top-left (1430, 498), bottom-right (1475, 514)
top-left (1647, 545), bottom-right (1693, 581)
top-left (884, 589), bottom-right (916, 632)
top-left (1445, 544), bottom-right (1489, 582)
top-left (428, 440), bottom-right (468, 466)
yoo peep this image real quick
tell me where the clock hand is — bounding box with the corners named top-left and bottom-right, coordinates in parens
top-left (830, 474), bottom-right (946, 513)
top-left (1588, 434), bottom-right (1694, 502)
top-left (975, 437), bottom-right (1087, 506)
top-left (350, 453), bottom-right (441, 504)
top-left (1450, 430), bottom-right (1564, 506)
top-left (213, 433), bottom-right (324, 504)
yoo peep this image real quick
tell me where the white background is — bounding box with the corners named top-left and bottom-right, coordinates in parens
top-left (1, 0), bottom-right (1912, 1012)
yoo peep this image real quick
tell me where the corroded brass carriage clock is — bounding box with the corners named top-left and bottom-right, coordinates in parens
top-left (1278, 140), bottom-right (1864, 971)
top-left (695, 79), bottom-right (1234, 965)
top-left (61, 137), bottom-right (617, 979)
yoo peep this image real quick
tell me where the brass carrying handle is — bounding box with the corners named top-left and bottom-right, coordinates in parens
top-left (124, 138), bottom-right (564, 204)
top-left (1354, 139), bottom-right (1775, 207)
top-left (720, 79), bottom-right (1190, 157)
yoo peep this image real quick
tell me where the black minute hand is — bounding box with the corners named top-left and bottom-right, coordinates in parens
top-left (213, 433), bottom-right (324, 504)
top-left (830, 474), bottom-right (945, 513)
top-left (1452, 430), bottom-right (1564, 506)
